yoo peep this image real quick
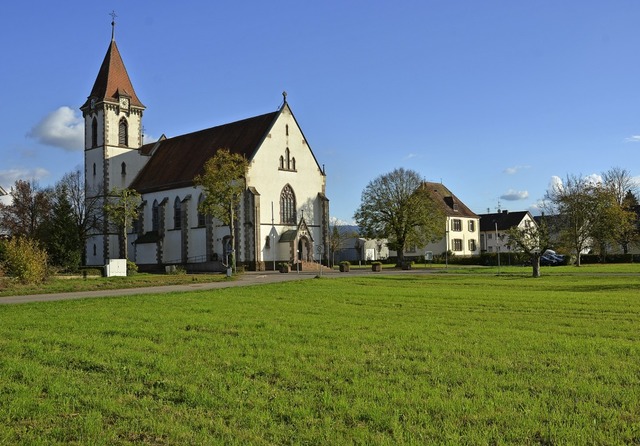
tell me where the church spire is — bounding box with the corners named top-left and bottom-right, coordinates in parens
top-left (80, 21), bottom-right (144, 111)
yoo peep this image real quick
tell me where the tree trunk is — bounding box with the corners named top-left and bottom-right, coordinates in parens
top-left (531, 255), bottom-right (541, 278)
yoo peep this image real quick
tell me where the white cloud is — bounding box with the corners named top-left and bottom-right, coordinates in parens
top-left (27, 106), bottom-right (84, 152)
top-left (0, 168), bottom-right (50, 205)
top-left (0, 168), bottom-right (50, 188)
top-left (330, 216), bottom-right (356, 226)
top-left (625, 135), bottom-right (640, 142)
top-left (143, 133), bottom-right (159, 144)
top-left (504, 165), bottom-right (530, 175)
top-left (585, 173), bottom-right (603, 186)
top-left (403, 153), bottom-right (419, 161)
top-left (500, 189), bottom-right (529, 201)
top-left (548, 175), bottom-right (563, 193)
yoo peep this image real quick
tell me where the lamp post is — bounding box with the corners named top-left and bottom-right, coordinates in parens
top-left (495, 221), bottom-right (500, 272)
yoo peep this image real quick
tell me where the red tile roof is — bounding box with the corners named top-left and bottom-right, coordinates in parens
top-left (82, 39), bottom-right (144, 109)
top-left (130, 111), bottom-right (279, 193)
top-left (422, 182), bottom-right (478, 218)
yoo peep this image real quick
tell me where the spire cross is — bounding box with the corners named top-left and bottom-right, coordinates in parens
top-left (110, 11), bottom-right (118, 40)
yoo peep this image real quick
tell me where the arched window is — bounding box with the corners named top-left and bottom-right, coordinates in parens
top-left (279, 155), bottom-right (284, 170)
top-left (92, 163), bottom-right (96, 176)
top-left (286, 124), bottom-right (289, 136)
top-left (197, 193), bottom-right (206, 227)
top-left (92, 244), bottom-right (97, 256)
top-left (152, 200), bottom-right (159, 232)
top-left (91, 117), bottom-right (98, 147)
top-left (121, 162), bottom-right (126, 175)
top-left (118, 118), bottom-right (128, 146)
top-left (285, 148), bottom-right (291, 170)
top-left (280, 184), bottom-right (296, 224)
top-left (174, 197), bottom-right (182, 229)
top-left (291, 157), bottom-right (296, 171)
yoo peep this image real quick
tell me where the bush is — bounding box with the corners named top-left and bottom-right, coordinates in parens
top-left (127, 260), bottom-right (138, 276)
top-left (1, 237), bottom-right (49, 284)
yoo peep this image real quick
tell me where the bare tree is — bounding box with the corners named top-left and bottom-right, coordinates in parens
top-left (545, 174), bottom-right (595, 266)
top-left (56, 169), bottom-right (102, 264)
top-left (602, 166), bottom-right (637, 205)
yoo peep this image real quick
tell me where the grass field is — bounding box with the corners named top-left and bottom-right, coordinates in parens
top-left (0, 272), bottom-right (639, 444)
top-left (0, 273), bottom-right (230, 297)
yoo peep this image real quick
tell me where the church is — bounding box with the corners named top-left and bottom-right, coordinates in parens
top-left (81, 27), bottom-right (329, 271)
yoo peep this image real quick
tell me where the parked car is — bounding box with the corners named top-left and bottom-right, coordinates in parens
top-left (540, 249), bottom-right (565, 266)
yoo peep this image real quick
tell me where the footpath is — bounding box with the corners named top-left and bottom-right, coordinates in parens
top-left (0, 267), bottom-right (435, 305)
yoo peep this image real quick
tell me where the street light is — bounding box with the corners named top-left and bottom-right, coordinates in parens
top-left (495, 221), bottom-right (500, 272)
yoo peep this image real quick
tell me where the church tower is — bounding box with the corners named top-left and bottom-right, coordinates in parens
top-left (81, 19), bottom-right (146, 265)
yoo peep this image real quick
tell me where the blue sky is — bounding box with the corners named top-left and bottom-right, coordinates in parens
top-left (1, 1), bottom-right (639, 223)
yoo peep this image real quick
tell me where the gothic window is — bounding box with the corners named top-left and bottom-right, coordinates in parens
top-left (152, 200), bottom-right (159, 232)
top-left (174, 197), bottom-right (182, 229)
top-left (92, 163), bottom-right (96, 176)
top-left (265, 235), bottom-right (271, 249)
top-left (118, 118), bottom-right (128, 147)
top-left (286, 124), bottom-right (289, 136)
top-left (279, 147), bottom-right (297, 172)
top-left (93, 244), bottom-right (97, 256)
top-left (121, 162), bottom-right (126, 175)
top-left (280, 184), bottom-right (296, 224)
top-left (91, 117), bottom-right (98, 147)
top-left (197, 193), bottom-right (206, 227)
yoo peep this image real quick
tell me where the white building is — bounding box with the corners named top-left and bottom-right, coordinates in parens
top-left (82, 28), bottom-right (329, 271)
top-left (479, 211), bottom-right (537, 253)
top-left (388, 182), bottom-right (480, 259)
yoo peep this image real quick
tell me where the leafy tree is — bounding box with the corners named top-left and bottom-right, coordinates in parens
top-left (617, 191), bottom-right (640, 254)
top-left (354, 168), bottom-right (444, 266)
top-left (195, 149), bottom-right (248, 271)
top-left (104, 187), bottom-right (141, 261)
top-left (506, 219), bottom-right (551, 277)
top-left (0, 179), bottom-right (52, 240)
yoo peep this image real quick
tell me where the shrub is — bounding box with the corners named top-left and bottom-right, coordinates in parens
top-left (126, 260), bottom-right (139, 276)
top-left (2, 237), bottom-right (49, 284)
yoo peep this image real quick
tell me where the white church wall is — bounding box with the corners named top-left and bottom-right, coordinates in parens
top-left (247, 107), bottom-right (326, 263)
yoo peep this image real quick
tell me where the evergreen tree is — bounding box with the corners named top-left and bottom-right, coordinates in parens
top-left (43, 186), bottom-right (82, 271)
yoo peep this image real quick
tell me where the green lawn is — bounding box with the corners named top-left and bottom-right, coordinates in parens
top-left (0, 273), bottom-right (229, 297)
top-left (1, 273), bottom-right (639, 444)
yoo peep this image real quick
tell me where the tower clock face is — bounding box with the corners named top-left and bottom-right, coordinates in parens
top-left (119, 97), bottom-right (130, 109)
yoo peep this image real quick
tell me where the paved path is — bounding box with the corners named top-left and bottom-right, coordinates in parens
top-left (0, 268), bottom-right (434, 305)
